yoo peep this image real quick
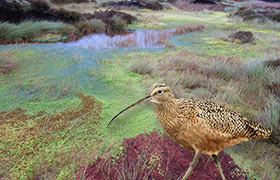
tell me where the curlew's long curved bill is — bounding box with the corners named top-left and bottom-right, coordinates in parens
top-left (107, 95), bottom-right (152, 127)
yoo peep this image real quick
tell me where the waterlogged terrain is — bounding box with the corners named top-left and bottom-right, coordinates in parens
top-left (1, 9), bottom-right (280, 180)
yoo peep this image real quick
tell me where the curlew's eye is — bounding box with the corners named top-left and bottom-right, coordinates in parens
top-left (157, 90), bottom-right (163, 94)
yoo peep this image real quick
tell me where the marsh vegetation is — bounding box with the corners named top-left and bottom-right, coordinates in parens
top-left (0, 0), bottom-right (280, 179)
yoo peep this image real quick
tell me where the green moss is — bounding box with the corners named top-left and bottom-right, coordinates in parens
top-left (93, 52), bottom-right (162, 151)
top-left (127, 10), bottom-right (230, 29)
top-left (0, 21), bottom-right (73, 42)
top-left (34, 33), bottom-right (68, 42)
top-left (198, 37), bottom-right (261, 58)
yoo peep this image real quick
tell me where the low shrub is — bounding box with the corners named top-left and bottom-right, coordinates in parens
top-left (106, 15), bottom-right (128, 36)
top-left (264, 58), bottom-right (280, 68)
top-left (174, 0), bottom-right (224, 11)
top-left (79, 130), bottom-right (248, 180)
top-left (28, 0), bottom-right (51, 10)
top-left (93, 10), bottom-right (137, 25)
top-left (50, 0), bottom-right (90, 4)
top-left (102, 0), bottom-right (164, 11)
top-left (229, 31), bottom-right (255, 44)
top-left (75, 19), bottom-right (106, 35)
top-left (234, 7), bottom-right (280, 23)
top-left (53, 8), bottom-right (82, 22)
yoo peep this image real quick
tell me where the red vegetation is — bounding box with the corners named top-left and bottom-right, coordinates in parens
top-left (173, 24), bottom-right (204, 35)
top-left (174, 1), bottom-right (225, 11)
top-left (78, 130), bottom-right (248, 180)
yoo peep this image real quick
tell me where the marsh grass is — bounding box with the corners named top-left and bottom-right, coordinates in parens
top-left (1, 8), bottom-right (280, 180)
top-left (229, 140), bottom-right (279, 179)
top-left (173, 23), bottom-right (205, 35)
top-left (75, 19), bottom-right (106, 35)
top-left (126, 49), bottom-right (280, 179)
top-left (0, 21), bottom-right (75, 43)
top-left (128, 48), bottom-right (280, 138)
top-left (0, 48), bottom-right (161, 179)
top-left (106, 15), bottom-right (128, 36)
top-left (129, 57), bottom-right (154, 75)
top-left (0, 93), bottom-right (102, 179)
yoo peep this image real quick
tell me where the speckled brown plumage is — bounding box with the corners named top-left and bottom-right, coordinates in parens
top-left (109, 83), bottom-right (272, 180)
top-left (150, 83), bottom-right (271, 155)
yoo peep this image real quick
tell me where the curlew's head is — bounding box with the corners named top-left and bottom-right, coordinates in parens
top-left (149, 83), bottom-right (175, 104)
top-left (107, 83), bottom-right (174, 127)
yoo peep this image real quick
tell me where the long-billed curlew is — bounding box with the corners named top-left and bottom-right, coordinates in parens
top-left (107, 83), bottom-right (272, 180)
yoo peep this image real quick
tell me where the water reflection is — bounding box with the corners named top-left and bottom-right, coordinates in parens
top-left (66, 29), bottom-right (175, 50)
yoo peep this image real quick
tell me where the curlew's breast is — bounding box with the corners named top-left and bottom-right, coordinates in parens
top-left (175, 121), bottom-right (247, 155)
top-left (158, 111), bottom-right (246, 155)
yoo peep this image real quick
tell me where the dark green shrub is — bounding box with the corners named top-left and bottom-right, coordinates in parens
top-left (50, 0), bottom-right (90, 4)
top-left (53, 8), bottom-right (82, 22)
top-left (75, 19), bottom-right (106, 35)
top-left (106, 15), bottom-right (127, 36)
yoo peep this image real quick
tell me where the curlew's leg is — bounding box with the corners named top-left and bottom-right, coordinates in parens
top-left (212, 154), bottom-right (226, 180)
top-left (181, 150), bottom-right (200, 180)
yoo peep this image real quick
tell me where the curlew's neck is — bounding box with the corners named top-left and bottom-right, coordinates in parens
top-left (155, 98), bottom-right (177, 113)
top-left (155, 98), bottom-right (179, 137)
top-left (155, 98), bottom-right (178, 122)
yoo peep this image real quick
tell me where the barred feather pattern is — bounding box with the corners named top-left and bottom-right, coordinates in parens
top-left (177, 98), bottom-right (272, 140)
top-left (150, 83), bottom-right (272, 154)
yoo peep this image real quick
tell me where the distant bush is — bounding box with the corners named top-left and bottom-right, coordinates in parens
top-left (78, 130), bottom-right (248, 180)
top-left (93, 10), bottom-right (137, 25)
top-left (28, 0), bottom-right (51, 10)
top-left (53, 8), bottom-right (82, 22)
top-left (229, 31), bottom-right (255, 44)
top-left (50, 0), bottom-right (90, 4)
top-left (75, 19), bottom-right (106, 35)
top-left (102, 0), bottom-right (164, 11)
top-left (174, 0), bottom-right (224, 11)
top-left (106, 15), bottom-right (128, 36)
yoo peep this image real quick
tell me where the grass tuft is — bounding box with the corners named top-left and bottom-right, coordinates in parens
top-left (129, 57), bottom-right (154, 75)
top-left (75, 19), bottom-right (106, 35)
top-left (173, 24), bottom-right (204, 35)
top-left (0, 21), bottom-right (75, 43)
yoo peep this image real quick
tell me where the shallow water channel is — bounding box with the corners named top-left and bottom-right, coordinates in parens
top-left (0, 28), bottom-right (193, 110)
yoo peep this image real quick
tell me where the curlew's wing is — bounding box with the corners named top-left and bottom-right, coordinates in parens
top-left (178, 98), bottom-right (271, 140)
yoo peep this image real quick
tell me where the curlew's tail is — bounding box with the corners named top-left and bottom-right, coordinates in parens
top-left (247, 121), bottom-right (272, 140)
